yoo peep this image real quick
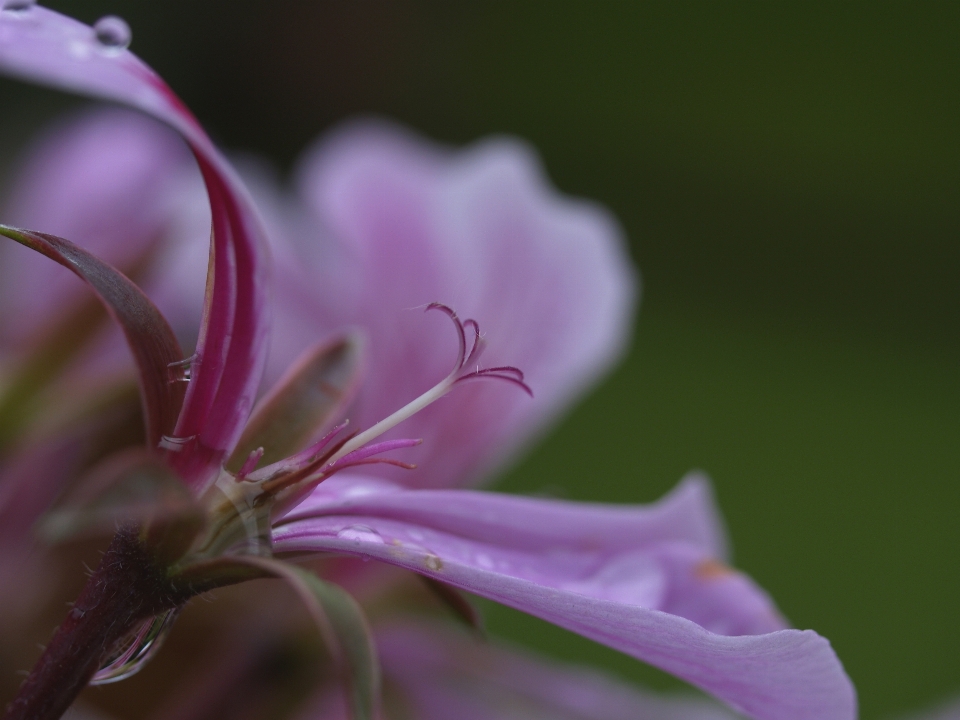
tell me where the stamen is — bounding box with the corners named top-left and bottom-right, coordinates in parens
top-left (236, 447), bottom-right (264, 480)
top-left (326, 304), bottom-right (532, 465)
top-left (331, 438), bottom-right (422, 467)
top-left (426, 302), bottom-right (466, 371)
top-left (463, 318), bottom-right (486, 367)
top-left (473, 366), bottom-right (525, 380)
top-left (325, 375), bottom-right (455, 465)
top-left (454, 371), bottom-right (533, 396)
top-left (339, 458), bottom-right (417, 470)
top-left (279, 420), bottom-right (350, 471)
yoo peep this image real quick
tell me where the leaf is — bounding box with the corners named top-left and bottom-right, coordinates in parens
top-left (0, 226), bottom-right (185, 451)
top-left (226, 336), bottom-right (364, 474)
top-left (178, 555), bottom-right (380, 720)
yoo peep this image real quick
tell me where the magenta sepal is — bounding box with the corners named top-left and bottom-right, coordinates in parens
top-left (0, 7), bottom-right (270, 492)
top-left (273, 474), bottom-right (857, 720)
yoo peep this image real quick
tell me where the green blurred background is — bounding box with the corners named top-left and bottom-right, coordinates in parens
top-left (3, 2), bottom-right (959, 718)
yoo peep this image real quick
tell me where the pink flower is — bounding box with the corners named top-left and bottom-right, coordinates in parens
top-left (0, 7), bottom-right (855, 720)
top-left (370, 622), bottom-right (744, 720)
top-left (267, 120), bottom-right (636, 489)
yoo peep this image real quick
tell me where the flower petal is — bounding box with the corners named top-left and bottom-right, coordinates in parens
top-left (378, 622), bottom-right (741, 720)
top-left (273, 476), bottom-right (856, 720)
top-left (284, 472), bottom-right (729, 561)
top-left (200, 555), bottom-right (380, 720)
top-left (0, 7), bottom-right (270, 490)
top-left (270, 120), bottom-right (637, 488)
top-left (0, 108), bottom-right (194, 348)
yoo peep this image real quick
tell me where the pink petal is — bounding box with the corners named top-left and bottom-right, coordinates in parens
top-left (284, 472), bottom-right (728, 561)
top-left (0, 7), bottom-right (270, 491)
top-left (273, 475), bottom-right (855, 720)
top-left (0, 439), bottom-right (78, 549)
top-left (269, 120), bottom-right (637, 488)
top-left (0, 108), bottom-right (195, 349)
top-left (377, 622), bottom-right (741, 720)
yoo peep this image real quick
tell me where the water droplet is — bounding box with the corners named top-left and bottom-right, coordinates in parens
top-left (158, 435), bottom-right (196, 452)
top-left (93, 15), bottom-right (131, 52)
top-left (425, 553), bottom-right (443, 571)
top-left (90, 609), bottom-right (178, 685)
top-left (336, 525), bottom-right (384, 546)
top-left (2, 0), bottom-right (36, 13)
top-left (474, 552), bottom-right (494, 569)
top-left (166, 353), bottom-right (196, 383)
top-left (68, 607), bottom-right (85, 620)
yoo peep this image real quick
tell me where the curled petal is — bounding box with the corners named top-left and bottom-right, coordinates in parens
top-left (0, 7), bottom-right (271, 491)
top-left (273, 475), bottom-right (856, 720)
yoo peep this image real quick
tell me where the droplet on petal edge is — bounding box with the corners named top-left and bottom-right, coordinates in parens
top-left (93, 15), bottom-right (131, 51)
top-left (90, 609), bottom-right (178, 685)
top-left (1, 0), bottom-right (37, 13)
top-left (336, 525), bottom-right (385, 546)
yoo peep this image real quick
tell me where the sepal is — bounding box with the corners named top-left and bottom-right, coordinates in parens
top-left (0, 225), bottom-right (185, 449)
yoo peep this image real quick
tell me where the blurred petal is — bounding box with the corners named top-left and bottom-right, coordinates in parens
top-left (377, 622), bottom-right (741, 720)
top-left (271, 120), bottom-right (637, 488)
top-left (0, 7), bottom-right (271, 490)
top-left (274, 475), bottom-right (854, 720)
top-left (0, 438), bottom-right (78, 622)
top-left (0, 108), bottom-right (193, 348)
top-left (0, 437), bottom-right (78, 549)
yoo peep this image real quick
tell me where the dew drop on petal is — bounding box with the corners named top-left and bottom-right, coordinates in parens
top-left (93, 15), bottom-right (131, 51)
top-left (474, 552), bottom-right (494, 569)
top-left (2, 0), bottom-right (37, 13)
top-left (336, 525), bottom-right (384, 546)
top-left (90, 609), bottom-right (178, 685)
top-left (425, 553), bottom-right (443, 572)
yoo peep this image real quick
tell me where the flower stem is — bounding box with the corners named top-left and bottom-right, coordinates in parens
top-left (3, 527), bottom-right (189, 720)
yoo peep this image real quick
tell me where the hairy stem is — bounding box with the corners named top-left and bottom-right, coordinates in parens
top-left (3, 527), bottom-right (190, 720)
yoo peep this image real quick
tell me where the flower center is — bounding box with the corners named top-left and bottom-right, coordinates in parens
top-left (190, 304), bottom-right (531, 560)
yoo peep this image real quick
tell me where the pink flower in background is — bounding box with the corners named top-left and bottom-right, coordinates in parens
top-left (266, 120), bottom-right (636, 488)
top-left (0, 7), bottom-right (856, 720)
top-left (369, 622), bottom-right (744, 720)
top-left (0, 108), bottom-right (206, 351)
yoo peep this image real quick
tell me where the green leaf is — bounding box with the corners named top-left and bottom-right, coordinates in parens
top-left (179, 555), bottom-right (380, 720)
top-left (0, 225), bottom-right (186, 450)
top-left (226, 336), bottom-right (364, 473)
